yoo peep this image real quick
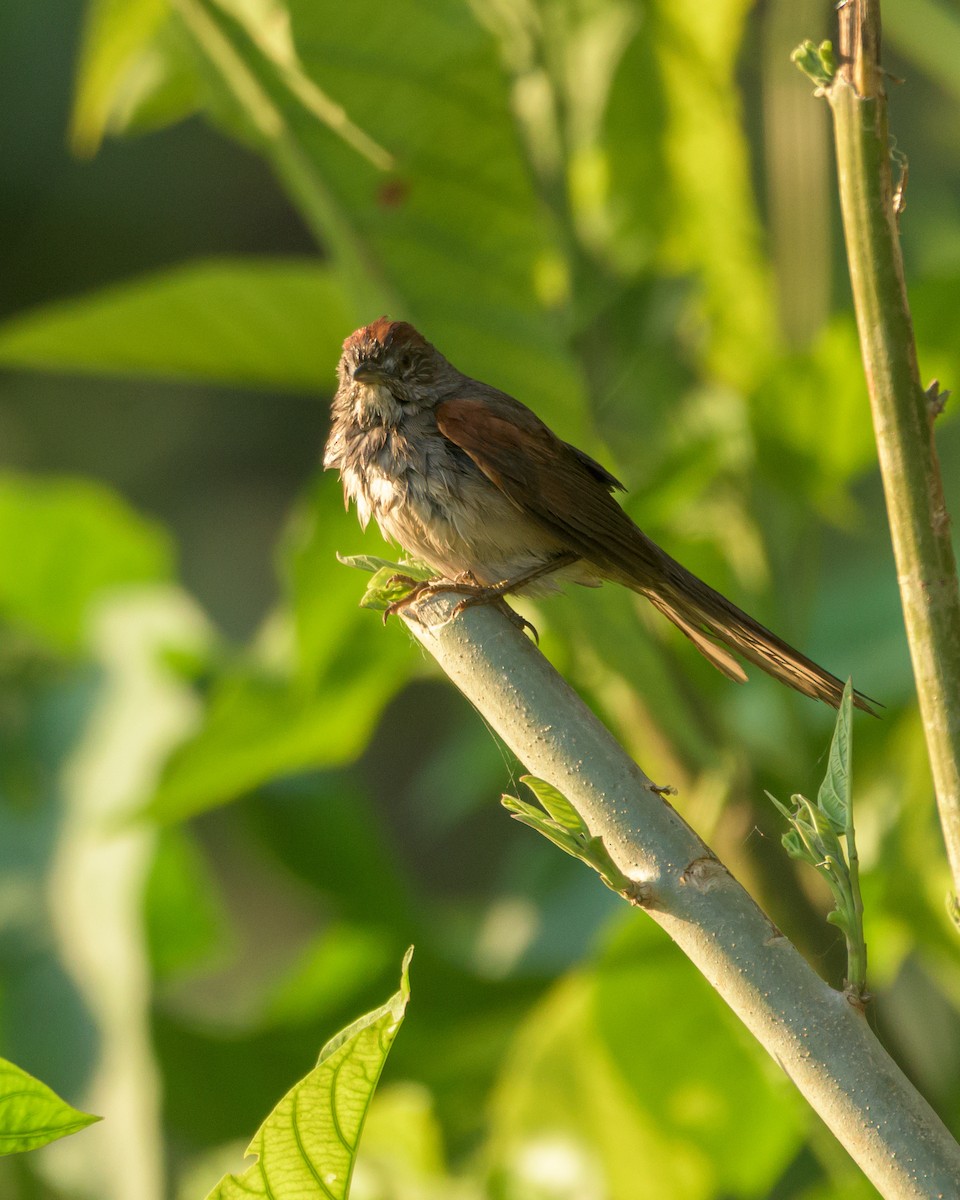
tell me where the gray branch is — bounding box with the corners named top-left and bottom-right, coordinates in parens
top-left (401, 594), bottom-right (960, 1198)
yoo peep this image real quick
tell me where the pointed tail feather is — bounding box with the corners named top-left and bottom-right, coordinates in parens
top-left (636, 566), bottom-right (877, 714)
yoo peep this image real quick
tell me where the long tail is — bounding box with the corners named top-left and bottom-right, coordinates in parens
top-left (634, 560), bottom-right (877, 714)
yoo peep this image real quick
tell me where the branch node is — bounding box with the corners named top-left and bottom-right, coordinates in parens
top-left (925, 379), bottom-right (950, 422)
top-left (623, 879), bottom-right (655, 908)
top-left (680, 855), bottom-right (732, 892)
top-left (843, 982), bottom-right (872, 1012)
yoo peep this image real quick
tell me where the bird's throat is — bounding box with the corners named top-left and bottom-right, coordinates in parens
top-left (354, 382), bottom-right (402, 430)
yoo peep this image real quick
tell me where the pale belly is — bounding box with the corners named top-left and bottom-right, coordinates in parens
top-left (342, 443), bottom-right (597, 591)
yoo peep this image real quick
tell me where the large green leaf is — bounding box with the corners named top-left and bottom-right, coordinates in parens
top-left (145, 664), bottom-right (398, 823)
top-left (592, 921), bottom-right (806, 1196)
top-left (0, 474), bottom-right (173, 652)
top-left (491, 919), bottom-right (805, 1199)
top-left (0, 259), bottom-right (352, 393)
top-left (751, 316), bottom-right (878, 507)
top-left (0, 1058), bottom-right (100, 1156)
top-left (203, 947), bottom-right (412, 1200)
top-left (146, 475), bottom-right (417, 823)
top-left (653, 0), bottom-right (778, 391)
top-left (278, 0), bottom-right (586, 428)
top-left (71, 0), bottom-right (390, 168)
top-left (72, 0), bottom-right (591, 436)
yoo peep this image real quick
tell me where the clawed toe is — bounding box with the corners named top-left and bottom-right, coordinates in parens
top-left (383, 575), bottom-right (434, 623)
top-left (450, 591), bottom-right (539, 642)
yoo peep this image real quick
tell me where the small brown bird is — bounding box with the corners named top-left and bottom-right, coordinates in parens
top-left (325, 318), bottom-right (873, 712)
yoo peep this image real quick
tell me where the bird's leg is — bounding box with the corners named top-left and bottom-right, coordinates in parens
top-left (384, 552), bottom-right (580, 641)
top-left (447, 551), bottom-right (580, 613)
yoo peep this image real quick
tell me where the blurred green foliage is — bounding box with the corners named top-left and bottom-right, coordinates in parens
top-left (2, 0), bottom-right (960, 1197)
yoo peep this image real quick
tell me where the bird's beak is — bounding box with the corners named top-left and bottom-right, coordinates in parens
top-left (353, 361), bottom-right (391, 384)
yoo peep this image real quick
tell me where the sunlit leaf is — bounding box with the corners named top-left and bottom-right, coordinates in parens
top-left (501, 794), bottom-right (584, 861)
top-left (0, 1058), bottom-right (100, 1156)
top-left (70, 0), bottom-right (196, 154)
top-left (144, 474), bottom-right (421, 823)
top-left (145, 665), bottom-right (395, 823)
top-left (176, 0), bottom-right (590, 433)
top-left (0, 474), bottom-right (173, 653)
top-left (203, 947), bottom-right (413, 1200)
top-left (520, 776), bottom-right (590, 835)
top-left (504, 779), bottom-right (639, 900)
top-left (359, 566), bottom-right (427, 613)
top-left (654, 0), bottom-right (777, 390)
top-left (335, 553), bottom-right (432, 577)
top-left (817, 680), bottom-right (852, 833)
top-left (491, 920), bottom-right (804, 1199)
top-left (0, 259), bottom-right (352, 393)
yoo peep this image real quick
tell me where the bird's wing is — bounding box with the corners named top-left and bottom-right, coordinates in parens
top-left (435, 393), bottom-right (877, 712)
top-left (435, 394), bottom-right (656, 582)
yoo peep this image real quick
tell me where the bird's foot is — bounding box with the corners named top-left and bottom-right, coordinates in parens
top-left (450, 586), bottom-right (539, 642)
top-left (381, 575), bottom-right (451, 623)
top-left (383, 573), bottom-right (539, 642)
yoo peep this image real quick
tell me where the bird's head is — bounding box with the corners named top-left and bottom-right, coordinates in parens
top-left (338, 318), bottom-right (457, 412)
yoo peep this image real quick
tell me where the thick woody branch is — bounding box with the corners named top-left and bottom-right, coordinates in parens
top-left (402, 595), bottom-right (960, 1197)
top-left (828, 0), bottom-right (960, 896)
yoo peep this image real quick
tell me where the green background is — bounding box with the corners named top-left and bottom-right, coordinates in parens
top-left (1, 1), bottom-right (960, 1196)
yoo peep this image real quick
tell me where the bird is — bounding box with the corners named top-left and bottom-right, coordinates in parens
top-left (324, 317), bottom-right (874, 712)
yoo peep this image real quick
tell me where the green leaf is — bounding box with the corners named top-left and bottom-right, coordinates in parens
top-left (145, 666), bottom-right (394, 823)
top-left (490, 922), bottom-right (804, 1198)
top-left (335, 553), bottom-right (435, 612)
top-left (359, 567), bottom-right (427, 614)
top-left (70, 0), bottom-right (196, 154)
top-left (0, 1058), bottom-right (100, 1156)
top-left (503, 779), bottom-right (634, 895)
top-left (501, 794), bottom-right (584, 861)
top-left (0, 474), bottom-right (173, 652)
top-left (817, 679), bottom-right (852, 833)
top-left (71, 0), bottom-right (391, 174)
top-left (203, 946), bottom-right (413, 1200)
top-left (520, 776), bottom-right (590, 836)
top-left (0, 259), bottom-right (353, 393)
top-left (335, 553), bottom-right (432, 577)
top-left (781, 829), bottom-right (806, 861)
top-left (182, 0), bottom-right (589, 432)
top-left (144, 477), bottom-right (419, 823)
top-left (790, 39), bottom-right (836, 89)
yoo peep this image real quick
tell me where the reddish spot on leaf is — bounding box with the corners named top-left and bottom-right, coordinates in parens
top-left (377, 177), bottom-right (410, 208)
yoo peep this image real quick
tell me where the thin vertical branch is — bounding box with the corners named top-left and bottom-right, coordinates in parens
top-left (826, 0), bottom-right (960, 899)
